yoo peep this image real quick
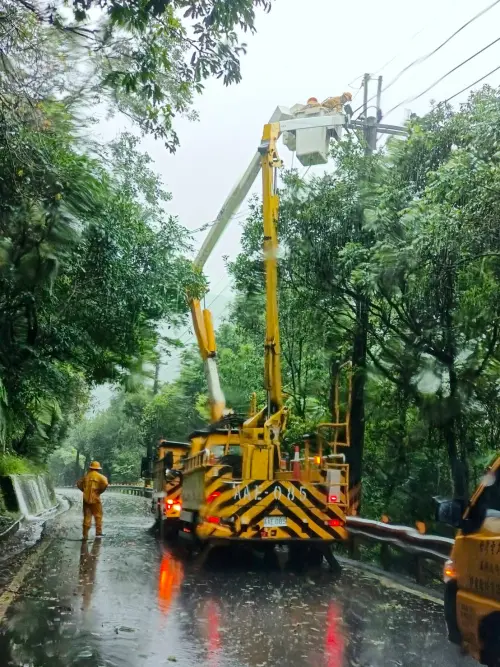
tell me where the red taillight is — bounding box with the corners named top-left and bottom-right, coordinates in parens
top-left (206, 491), bottom-right (221, 504)
top-left (328, 518), bottom-right (344, 527)
top-left (206, 516), bottom-right (220, 524)
top-left (329, 495), bottom-right (338, 503)
top-left (173, 503), bottom-right (181, 512)
top-left (260, 530), bottom-right (268, 538)
top-left (165, 498), bottom-right (174, 506)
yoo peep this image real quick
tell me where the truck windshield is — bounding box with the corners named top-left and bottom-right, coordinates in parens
top-left (477, 469), bottom-right (500, 514)
top-left (209, 445), bottom-right (241, 459)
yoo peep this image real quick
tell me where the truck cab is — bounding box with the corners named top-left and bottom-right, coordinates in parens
top-left (438, 458), bottom-right (500, 666)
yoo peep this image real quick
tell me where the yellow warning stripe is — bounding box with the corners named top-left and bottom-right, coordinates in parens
top-left (278, 493), bottom-right (334, 540)
top-left (195, 478), bottom-right (348, 541)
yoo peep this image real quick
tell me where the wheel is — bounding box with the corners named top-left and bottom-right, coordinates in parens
top-left (262, 545), bottom-right (279, 569)
top-left (480, 613), bottom-right (500, 667)
top-left (287, 543), bottom-right (308, 572)
top-left (162, 520), bottom-right (179, 541)
top-left (307, 546), bottom-right (324, 567)
top-left (444, 580), bottom-right (461, 645)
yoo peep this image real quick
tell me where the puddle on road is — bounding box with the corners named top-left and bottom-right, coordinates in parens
top-left (0, 490), bottom-right (474, 667)
top-left (0, 497), bottom-right (69, 595)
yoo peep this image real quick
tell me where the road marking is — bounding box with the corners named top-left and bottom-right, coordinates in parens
top-left (374, 573), bottom-right (444, 606)
top-left (339, 558), bottom-right (444, 605)
top-left (0, 538), bottom-right (53, 623)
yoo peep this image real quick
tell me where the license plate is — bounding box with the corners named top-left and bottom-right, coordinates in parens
top-left (264, 516), bottom-right (287, 527)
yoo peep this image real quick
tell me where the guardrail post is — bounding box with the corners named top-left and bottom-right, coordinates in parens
top-left (414, 555), bottom-right (425, 585)
top-left (348, 535), bottom-right (360, 560)
top-left (380, 543), bottom-right (391, 571)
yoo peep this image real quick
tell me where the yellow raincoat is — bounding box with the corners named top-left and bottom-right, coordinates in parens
top-left (76, 465), bottom-right (108, 538)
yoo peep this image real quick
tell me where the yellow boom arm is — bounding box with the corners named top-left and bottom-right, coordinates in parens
top-left (189, 299), bottom-right (226, 423)
top-left (259, 123), bottom-right (283, 412)
top-left (191, 105), bottom-right (345, 423)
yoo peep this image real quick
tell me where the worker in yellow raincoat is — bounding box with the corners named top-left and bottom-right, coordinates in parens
top-left (76, 461), bottom-right (108, 540)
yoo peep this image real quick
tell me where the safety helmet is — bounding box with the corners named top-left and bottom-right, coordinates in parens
top-left (89, 461), bottom-right (102, 470)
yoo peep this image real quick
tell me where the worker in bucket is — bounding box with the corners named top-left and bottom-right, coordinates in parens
top-left (76, 461), bottom-right (109, 540)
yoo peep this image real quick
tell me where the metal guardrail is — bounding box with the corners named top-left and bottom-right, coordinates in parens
top-left (59, 484), bottom-right (152, 498)
top-left (345, 516), bottom-right (454, 585)
top-left (109, 485), bottom-right (153, 498)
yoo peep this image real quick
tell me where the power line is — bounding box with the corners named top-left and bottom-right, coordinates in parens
top-left (386, 36), bottom-right (500, 116)
top-left (382, 0), bottom-right (500, 95)
top-left (351, 0), bottom-right (500, 117)
top-left (206, 280), bottom-right (232, 310)
top-left (189, 209), bottom-right (250, 235)
top-left (444, 64), bottom-right (500, 103)
top-left (347, 20), bottom-right (433, 91)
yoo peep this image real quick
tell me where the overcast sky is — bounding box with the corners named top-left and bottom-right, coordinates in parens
top-left (90, 0), bottom-right (500, 411)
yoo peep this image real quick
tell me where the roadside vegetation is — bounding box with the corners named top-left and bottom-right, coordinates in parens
top-left (0, 0), bottom-right (271, 475)
top-left (4, 1), bottom-right (500, 528)
top-left (54, 87), bottom-right (500, 527)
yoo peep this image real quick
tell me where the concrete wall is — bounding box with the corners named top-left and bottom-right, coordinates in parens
top-left (0, 473), bottom-right (57, 518)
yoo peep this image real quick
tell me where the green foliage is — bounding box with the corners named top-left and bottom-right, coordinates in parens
top-left (3, 0), bottom-right (272, 149)
top-left (227, 87), bottom-right (500, 521)
top-left (1, 0), bottom-right (268, 468)
top-left (0, 454), bottom-right (43, 476)
top-left (0, 87), bottom-right (201, 462)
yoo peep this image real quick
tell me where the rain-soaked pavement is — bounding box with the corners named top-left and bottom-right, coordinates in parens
top-left (0, 490), bottom-right (474, 667)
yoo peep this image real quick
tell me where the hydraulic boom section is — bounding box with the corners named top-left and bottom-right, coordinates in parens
top-left (259, 122), bottom-right (283, 414)
top-left (190, 299), bottom-right (225, 423)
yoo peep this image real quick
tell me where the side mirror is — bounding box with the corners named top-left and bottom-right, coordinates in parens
top-left (164, 451), bottom-right (174, 469)
top-left (141, 456), bottom-right (152, 479)
top-left (435, 497), bottom-right (464, 528)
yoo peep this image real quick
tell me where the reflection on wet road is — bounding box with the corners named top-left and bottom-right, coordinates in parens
top-left (0, 490), bottom-right (473, 667)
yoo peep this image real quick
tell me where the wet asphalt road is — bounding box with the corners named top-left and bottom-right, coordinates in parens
top-left (0, 490), bottom-right (474, 667)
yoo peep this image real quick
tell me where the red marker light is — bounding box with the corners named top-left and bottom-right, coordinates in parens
top-left (328, 518), bottom-right (344, 527)
top-left (206, 491), bottom-right (221, 504)
top-left (329, 495), bottom-right (338, 503)
top-left (206, 516), bottom-right (220, 524)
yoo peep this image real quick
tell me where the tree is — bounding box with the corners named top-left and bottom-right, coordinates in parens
top-left (5, 0), bottom-right (273, 149)
top-left (227, 87), bottom-right (500, 518)
top-left (0, 95), bottom-right (202, 459)
top-left (230, 144), bottom-right (373, 508)
top-left (364, 89), bottom-right (500, 498)
top-left (1, 0), bottom-right (272, 464)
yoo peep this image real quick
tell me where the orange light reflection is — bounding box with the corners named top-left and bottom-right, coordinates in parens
top-left (325, 602), bottom-right (344, 667)
top-left (157, 553), bottom-right (184, 617)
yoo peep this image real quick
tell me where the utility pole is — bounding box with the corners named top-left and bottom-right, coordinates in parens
top-left (346, 75), bottom-right (407, 516)
top-left (349, 73), bottom-right (407, 153)
top-left (153, 356), bottom-right (160, 396)
top-left (144, 356), bottom-right (161, 489)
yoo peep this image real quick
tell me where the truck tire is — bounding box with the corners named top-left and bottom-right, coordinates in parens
top-left (444, 580), bottom-right (461, 645)
top-left (480, 613), bottom-right (500, 667)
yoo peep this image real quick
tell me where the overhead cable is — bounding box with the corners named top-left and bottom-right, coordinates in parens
top-left (386, 36), bottom-right (500, 116)
top-left (351, 0), bottom-right (500, 117)
top-left (443, 64), bottom-right (500, 102)
top-left (382, 0), bottom-right (500, 95)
